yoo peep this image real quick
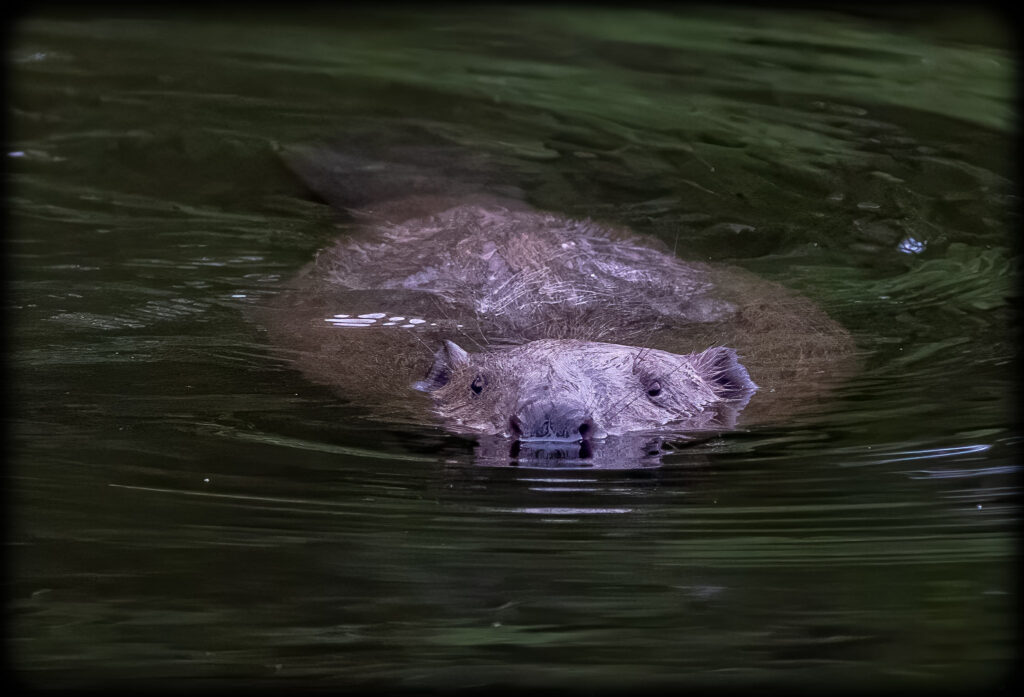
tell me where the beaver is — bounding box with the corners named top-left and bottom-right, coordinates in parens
top-left (261, 139), bottom-right (856, 465)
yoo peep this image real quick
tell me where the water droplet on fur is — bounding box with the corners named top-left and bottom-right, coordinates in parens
top-left (326, 317), bottom-right (376, 327)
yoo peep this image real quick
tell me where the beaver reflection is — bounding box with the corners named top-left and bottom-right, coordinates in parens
top-left (475, 432), bottom-right (669, 468)
top-left (508, 438), bottom-right (593, 462)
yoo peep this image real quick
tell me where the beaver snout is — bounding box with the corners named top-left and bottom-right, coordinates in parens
top-left (509, 401), bottom-right (598, 442)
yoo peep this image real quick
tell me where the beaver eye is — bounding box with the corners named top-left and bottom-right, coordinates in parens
top-left (470, 374), bottom-right (486, 395)
top-left (647, 380), bottom-right (663, 398)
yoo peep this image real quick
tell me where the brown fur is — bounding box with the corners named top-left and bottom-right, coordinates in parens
top-left (260, 193), bottom-right (856, 433)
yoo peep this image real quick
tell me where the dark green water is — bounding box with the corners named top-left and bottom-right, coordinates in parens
top-left (8, 7), bottom-right (1018, 690)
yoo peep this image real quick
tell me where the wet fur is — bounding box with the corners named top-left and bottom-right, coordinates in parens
top-left (260, 141), bottom-right (857, 437)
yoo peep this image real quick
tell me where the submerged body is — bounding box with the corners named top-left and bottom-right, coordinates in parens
top-left (262, 143), bottom-right (855, 464)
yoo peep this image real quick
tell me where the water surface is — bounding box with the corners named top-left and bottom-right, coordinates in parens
top-left (8, 7), bottom-right (1018, 690)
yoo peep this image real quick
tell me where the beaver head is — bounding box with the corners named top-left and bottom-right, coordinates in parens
top-left (414, 339), bottom-right (757, 454)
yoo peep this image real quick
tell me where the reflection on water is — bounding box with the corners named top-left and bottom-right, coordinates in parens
top-left (8, 6), bottom-right (1017, 690)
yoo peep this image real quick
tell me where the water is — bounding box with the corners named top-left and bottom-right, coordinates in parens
top-left (8, 7), bottom-right (1018, 690)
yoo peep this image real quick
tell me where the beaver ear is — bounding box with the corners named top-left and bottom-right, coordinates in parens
top-left (413, 340), bottom-right (470, 392)
top-left (696, 346), bottom-right (757, 399)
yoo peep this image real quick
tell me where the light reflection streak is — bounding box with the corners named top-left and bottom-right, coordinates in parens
top-left (520, 478), bottom-right (598, 483)
top-left (907, 465), bottom-right (1018, 480)
top-left (490, 507), bottom-right (634, 515)
top-left (873, 443), bottom-right (991, 464)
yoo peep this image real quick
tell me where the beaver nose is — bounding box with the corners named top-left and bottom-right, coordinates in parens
top-left (578, 418), bottom-right (595, 438)
top-left (512, 402), bottom-right (595, 441)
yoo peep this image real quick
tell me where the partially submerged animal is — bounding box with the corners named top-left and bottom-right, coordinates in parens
top-left (261, 139), bottom-right (855, 465)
